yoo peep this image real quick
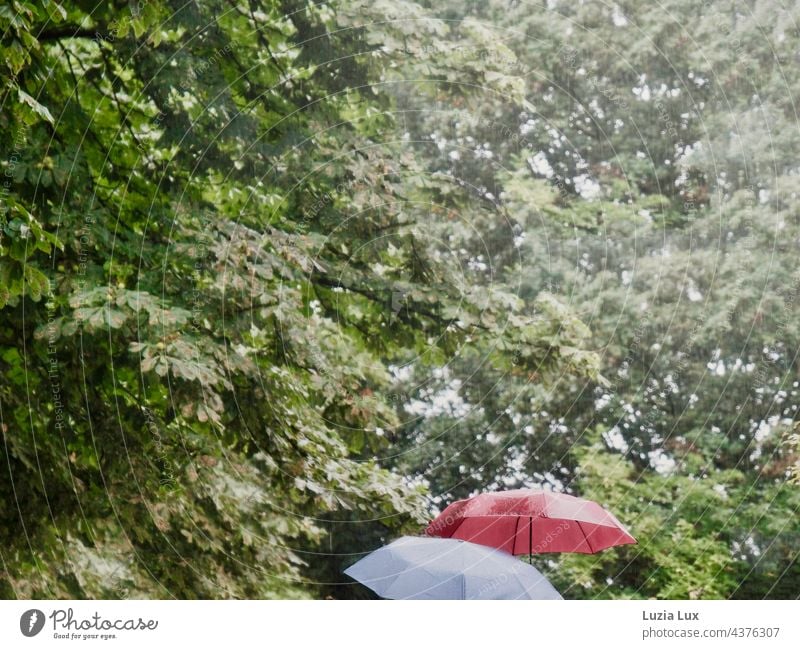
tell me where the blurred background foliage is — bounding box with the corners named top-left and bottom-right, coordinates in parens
top-left (1, 0), bottom-right (798, 598)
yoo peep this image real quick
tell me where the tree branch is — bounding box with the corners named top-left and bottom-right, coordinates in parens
top-left (37, 26), bottom-right (108, 43)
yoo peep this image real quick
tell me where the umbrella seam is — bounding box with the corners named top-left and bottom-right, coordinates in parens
top-left (576, 520), bottom-right (594, 553)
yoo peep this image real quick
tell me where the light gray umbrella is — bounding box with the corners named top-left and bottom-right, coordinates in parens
top-left (344, 536), bottom-right (563, 600)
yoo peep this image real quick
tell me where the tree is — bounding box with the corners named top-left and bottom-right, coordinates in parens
top-left (1, 0), bottom-right (597, 597)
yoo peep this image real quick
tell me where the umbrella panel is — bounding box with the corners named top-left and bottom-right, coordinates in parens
top-left (344, 537), bottom-right (563, 600)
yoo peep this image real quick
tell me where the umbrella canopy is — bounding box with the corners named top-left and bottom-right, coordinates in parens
top-left (425, 489), bottom-right (636, 555)
top-left (344, 536), bottom-right (563, 600)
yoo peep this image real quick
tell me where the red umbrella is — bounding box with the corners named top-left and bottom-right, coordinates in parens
top-left (425, 489), bottom-right (636, 561)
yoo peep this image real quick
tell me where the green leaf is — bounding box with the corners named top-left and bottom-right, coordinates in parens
top-left (17, 88), bottom-right (54, 124)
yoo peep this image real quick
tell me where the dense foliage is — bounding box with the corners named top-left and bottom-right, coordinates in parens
top-left (0, 0), bottom-right (598, 597)
top-left (385, 0), bottom-right (800, 599)
top-left (1, 0), bottom-right (797, 599)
